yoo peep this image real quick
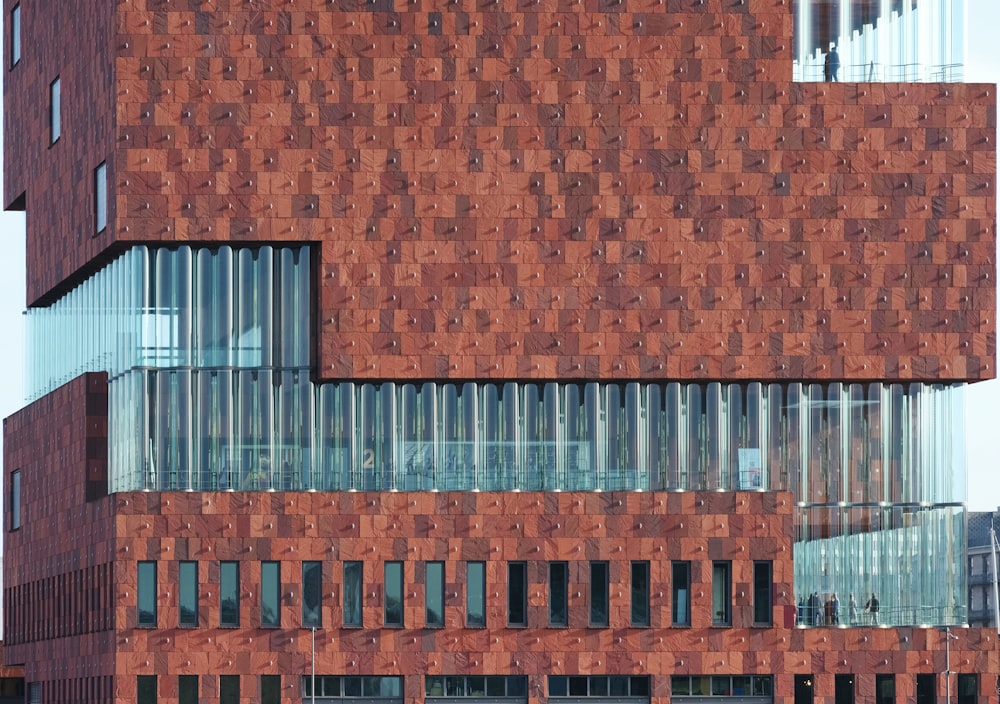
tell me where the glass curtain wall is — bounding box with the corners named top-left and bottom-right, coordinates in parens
top-left (794, 0), bottom-right (966, 81)
top-left (24, 244), bottom-right (970, 625)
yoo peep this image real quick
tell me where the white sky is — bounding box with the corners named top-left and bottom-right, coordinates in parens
top-left (0, 2), bottom-right (997, 510)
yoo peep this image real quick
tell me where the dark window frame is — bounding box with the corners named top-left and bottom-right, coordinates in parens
top-left (507, 561), bottom-right (527, 627)
top-left (178, 561), bottom-right (198, 627)
top-left (752, 560), bottom-right (772, 626)
top-left (10, 469), bottom-right (20, 531)
top-left (712, 560), bottom-right (732, 626)
top-left (466, 561), bottom-right (486, 628)
top-left (425, 561), bottom-right (445, 628)
top-left (220, 561), bottom-right (239, 628)
top-left (549, 561), bottom-right (569, 627)
top-left (302, 560), bottom-right (322, 628)
top-left (261, 561), bottom-right (280, 628)
top-left (589, 561), bottom-right (610, 627)
top-left (957, 673), bottom-right (977, 704)
top-left (49, 77), bottom-right (60, 144)
top-left (875, 674), bottom-right (895, 704)
top-left (343, 560), bottom-right (363, 628)
top-left (916, 673), bottom-right (935, 704)
top-left (10, 4), bottom-right (20, 68)
top-left (672, 560), bottom-right (691, 627)
top-left (95, 162), bottom-right (108, 234)
top-left (630, 560), bottom-right (650, 627)
top-left (137, 675), bottom-right (157, 704)
top-left (261, 675), bottom-right (281, 704)
top-left (137, 561), bottom-right (157, 628)
top-left (219, 675), bottom-right (240, 704)
top-left (178, 675), bottom-right (198, 704)
top-left (384, 561), bottom-right (404, 627)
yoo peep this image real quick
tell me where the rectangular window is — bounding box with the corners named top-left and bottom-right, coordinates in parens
top-left (957, 674), bottom-right (977, 704)
top-left (466, 561), bottom-right (486, 627)
top-left (384, 561), bottom-right (403, 627)
top-left (50, 77), bottom-right (60, 144)
top-left (137, 676), bottom-right (157, 704)
top-left (261, 561), bottom-right (280, 627)
top-left (425, 561), bottom-right (444, 627)
top-left (752, 561), bottom-right (772, 625)
top-left (10, 470), bottom-right (20, 531)
top-left (590, 561), bottom-right (609, 626)
top-left (219, 676), bottom-right (239, 704)
top-left (794, 675), bottom-right (814, 704)
top-left (302, 561), bottom-right (322, 627)
top-left (712, 561), bottom-right (731, 626)
top-left (343, 561), bottom-right (362, 627)
top-left (137, 561), bottom-right (157, 627)
top-left (220, 561), bottom-right (239, 627)
top-left (178, 675), bottom-right (198, 704)
top-left (916, 674), bottom-right (935, 704)
top-left (178, 561), bottom-right (198, 627)
top-left (261, 675), bottom-right (280, 704)
top-left (672, 561), bottom-right (691, 626)
top-left (549, 562), bottom-right (568, 627)
top-left (875, 674), bottom-right (895, 704)
top-left (95, 162), bottom-right (108, 233)
top-left (631, 561), bottom-right (650, 627)
top-left (10, 5), bottom-right (20, 67)
top-left (508, 562), bottom-right (527, 626)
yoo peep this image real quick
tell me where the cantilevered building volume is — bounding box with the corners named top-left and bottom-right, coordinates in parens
top-left (3, 0), bottom-right (997, 702)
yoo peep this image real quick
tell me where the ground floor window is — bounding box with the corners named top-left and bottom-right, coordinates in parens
top-left (301, 676), bottom-right (403, 703)
top-left (426, 676), bottom-right (527, 701)
top-left (549, 675), bottom-right (649, 700)
top-left (671, 675), bottom-right (773, 700)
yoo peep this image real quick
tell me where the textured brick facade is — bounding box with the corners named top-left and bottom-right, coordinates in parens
top-left (3, 0), bottom-right (996, 379)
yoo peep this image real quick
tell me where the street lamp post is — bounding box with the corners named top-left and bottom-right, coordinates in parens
top-left (943, 626), bottom-right (958, 704)
top-left (312, 626), bottom-right (317, 704)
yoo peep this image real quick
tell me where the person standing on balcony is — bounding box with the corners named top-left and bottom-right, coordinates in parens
top-left (829, 44), bottom-right (841, 81)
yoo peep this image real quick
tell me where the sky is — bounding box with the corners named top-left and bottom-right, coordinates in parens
top-left (0, 3), bottom-right (997, 510)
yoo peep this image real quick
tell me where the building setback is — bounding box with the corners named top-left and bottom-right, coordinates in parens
top-left (2, 0), bottom-right (998, 702)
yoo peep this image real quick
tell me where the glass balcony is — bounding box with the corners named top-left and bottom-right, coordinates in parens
top-left (794, 0), bottom-right (966, 82)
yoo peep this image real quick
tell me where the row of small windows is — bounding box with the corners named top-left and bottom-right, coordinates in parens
top-left (135, 559), bottom-right (773, 630)
top-left (794, 673), bottom-right (980, 704)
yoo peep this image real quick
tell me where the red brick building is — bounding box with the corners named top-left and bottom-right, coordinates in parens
top-left (2, 0), bottom-right (997, 702)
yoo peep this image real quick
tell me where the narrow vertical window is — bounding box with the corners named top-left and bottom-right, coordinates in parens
top-left (49, 77), bottom-right (60, 144)
top-left (261, 561), bottom-right (280, 627)
top-left (589, 561), bottom-right (609, 626)
top-left (178, 676), bottom-right (198, 704)
top-left (631, 561), bottom-right (650, 626)
top-left (752, 560), bottom-right (772, 625)
top-left (425, 561), bottom-right (444, 627)
top-left (508, 562), bottom-right (527, 626)
top-left (302, 561), bottom-right (322, 627)
top-left (916, 674), bottom-right (935, 704)
top-left (10, 5), bottom-right (20, 67)
top-left (137, 561), bottom-right (157, 627)
top-left (466, 561), bottom-right (485, 627)
top-left (384, 561), bottom-right (403, 627)
top-left (94, 162), bottom-right (107, 233)
top-left (10, 470), bottom-right (20, 530)
top-left (549, 562), bottom-right (568, 627)
top-left (219, 676), bottom-right (240, 704)
top-left (671, 561), bottom-right (691, 626)
top-left (875, 675), bottom-right (895, 704)
top-left (178, 561), bottom-right (198, 627)
top-left (343, 561), bottom-right (362, 627)
top-left (220, 561), bottom-right (239, 627)
top-left (711, 561), bottom-right (731, 626)
top-left (137, 675), bottom-right (157, 704)
top-left (261, 675), bottom-right (281, 704)
top-left (957, 674), bottom-right (977, 704)
top-left (794, 675), bottom-right (814, 704)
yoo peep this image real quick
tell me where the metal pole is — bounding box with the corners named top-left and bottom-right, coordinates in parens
top-left (312, 626), bottom-right (316, 704)
top-left (944, 626), bottom-right (958, 704)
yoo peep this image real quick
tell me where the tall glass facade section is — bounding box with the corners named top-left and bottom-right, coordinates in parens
top-left (794, 0), bottom-right (966, 81)
top-left (23, 244), bottom-right (970, 625)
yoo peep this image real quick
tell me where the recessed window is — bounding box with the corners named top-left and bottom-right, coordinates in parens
top-left (752, 561), bottom-right (772, 626)
top-left (957, 674), bottom-right (978, 704)
top-left (302, 561), bottom-right (322, 627)
top-left (916, 674), bottom-right (934, 704)
top-left (550, 676), bottom-right (650, 698)
top-left (712, 561), bottom-right (731, 626)
top-left (507, 562), bottom-right (527, 627)
top-left (590, 561), bottom-right (609, 627)
top-left (220, 675), bottom-right (240, 704)
top-left (261, 561), bottom-right (280, 627)
top-left (794, 676), bottom-right (814, 704)
top-left (549, 562), bottom-right (568, 627)
top-left (178, 561), bottom-right (198, 627)
top-left (427, 676), bottom-right (527, 699)
top-left (94, 162), bottom-right (107, 233)
top-left (220, 561), bottom-right (239, 627)
top-left (384, 561), bottom-right (403, 627)
top-left (178, 676), bottom-right (198, 704)
top-left (466, 561), bottom-right (486, 627)
top-left (631, 561), bottom-right (650, 627)
top-left (137, 675), bottom-right (157, 704)
top-left (875, 675), bottom-right (895, 704)
top-left (261, 675), bottom-right (280, 704)
top-left (672, 561), bottom-right (691, 626)
top-left (10, 5), bottom-right (20, 67)
top-left (425, 561), bottom-right (444, 627)
top-left (10, 470), bottom-right (20, 531)
top-left (343, 561), bottom-right (363, 627)
top-left (137, 561), bottom-right (157, 627)
top-left (49, 77), bottom-right (60, 144)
